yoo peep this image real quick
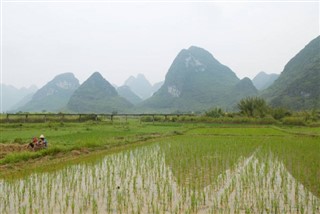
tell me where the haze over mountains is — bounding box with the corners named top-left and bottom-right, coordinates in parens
top-left (116, 86), bottom-right (143, 105)
top-left (15, 73), bottom-right (80, 112)
top-left (252, 72), bottom-right (279, 90)
top-left (124, 74), bottom-right (164, 100)
top-left (3, 36), bottom-right (319, 113)
top-left (124, 74), bottom-right (153, 100)
top-left (1, 84), bottom-right (38, 112)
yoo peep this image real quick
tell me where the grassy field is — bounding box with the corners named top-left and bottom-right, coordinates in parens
top-left (0, 120), bottom-right (319, 213)
top-left (0, 119), bottom-right (191, 166)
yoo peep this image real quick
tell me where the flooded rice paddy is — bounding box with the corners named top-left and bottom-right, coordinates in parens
top-left (1, 133), bottom-right (319, 213)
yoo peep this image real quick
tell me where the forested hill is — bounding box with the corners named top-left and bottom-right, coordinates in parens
top-left (17, 73), bottom-right (79, 112)
top-left (67, 72), bottom-right (133, 113)
top-left (140, 46), bottom-right (257, 112)
top-left (261, 36), bottom-right (320, 110)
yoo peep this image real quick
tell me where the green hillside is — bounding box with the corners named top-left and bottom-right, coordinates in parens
top-left (227, 77), bottom-right (258, 108)
top-left (17, 73), bottom-right (79, 112)
top-left (261, 36), bottom-right (320, 110)
top-left (141, 46), bottom-right (257, 112)
top-left (67, 72), bottom-right (133, 113)
top-left (117, 85), bottom-right (143, 105)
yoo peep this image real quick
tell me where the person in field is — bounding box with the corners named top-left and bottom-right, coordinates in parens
top-left (27, 136), bottom-right (38, 149)
top-left (38, 134), bottom-right (48, 148)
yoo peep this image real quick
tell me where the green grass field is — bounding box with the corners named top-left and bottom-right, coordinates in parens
top-left (0, 120), bottom-right (319, 213)
top-left (0, 120), bottom-right (190, 165)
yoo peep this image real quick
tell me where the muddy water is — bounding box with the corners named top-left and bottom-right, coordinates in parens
top-left (0, 143), bottom-right (319, 213)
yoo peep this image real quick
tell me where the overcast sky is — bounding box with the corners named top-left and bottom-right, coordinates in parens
top-left (1, 1), bottom-right (319, 88)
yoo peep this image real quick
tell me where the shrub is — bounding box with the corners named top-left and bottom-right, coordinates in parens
top-left (302, 110), bottom-right (320, 122)
top-left (237, 97), bottom-right (269, 118)
top-left (282, 117), bottom-right (305, 126)
top-left (271, 107), bottom-right (291, 120)
top-left (205, 108), bottom-right (224, 118)
top-left (141, 116), bottom-right (153, 122)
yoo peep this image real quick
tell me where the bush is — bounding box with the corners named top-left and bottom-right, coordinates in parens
top-left (205, 108), bottom-right (224, 118)
top-left (302, 110), bottom-right (319, 122)
top-left (140, 116), bottom-right (164, 122)
top-left (272, 107), bottom-right (291, 120)
top-left (282, 117), bottom-right (305, 126)
top-left (237, 97), bottom-right (269, 118)
top-left (255, 116), bottom-right (278, 124)
top-left (140, 116), bottom-right (153, 122)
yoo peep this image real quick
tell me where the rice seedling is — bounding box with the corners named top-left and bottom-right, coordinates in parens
top-left (0, 124), bottom-right (319, 213)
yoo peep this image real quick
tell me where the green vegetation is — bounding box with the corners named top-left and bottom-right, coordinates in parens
top-left (234, 96), bottom-right (319, 126)
top-left (262, 135), bottom-right (320, 197)
top-left (205, 107), bottom-right (225, 118)
top-left (0, 120), bottom-right (190, 166)
top-left (0, 121), bottom-right (319, 213)
top-left (237, 96), bottom-right (268, 117)
top-left (161, 135), bottom-right (259, 189)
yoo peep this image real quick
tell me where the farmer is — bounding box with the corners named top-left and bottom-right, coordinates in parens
top-left (38, 134), bottom-right (48, 148)
top-left (27, 137), bottom-right (38, 149)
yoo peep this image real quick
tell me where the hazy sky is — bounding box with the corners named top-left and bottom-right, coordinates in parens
top-left (1, 1), bottom-right (319, 88)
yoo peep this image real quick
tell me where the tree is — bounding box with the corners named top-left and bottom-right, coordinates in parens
top-left (237, 97), bottom-right (269, 117)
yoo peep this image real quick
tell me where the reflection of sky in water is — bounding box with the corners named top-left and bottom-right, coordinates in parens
top-left (0, 143), bottom-right (319, 213)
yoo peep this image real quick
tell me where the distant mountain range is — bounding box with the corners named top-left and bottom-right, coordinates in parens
top-left (261, 36), bottom-right (320, 110)
top-left (152, 81), bottom-right (164, 94)
top-left (140, 46), bottom-right (257, 112)
top-left (7, 36), bottom-right (319, 113)
top-left (252, 72), bottom-right (279, 90)
top-left (117, 86), bottom-right (143, 105)
top-left (123, 74), bottom-right (164, 100)
top-left (1, 84), bottom-right (38, 112)
top-left (124, 74), bottom-right (153, 100)
top-left (15, 73), bottom-right (79, 112)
